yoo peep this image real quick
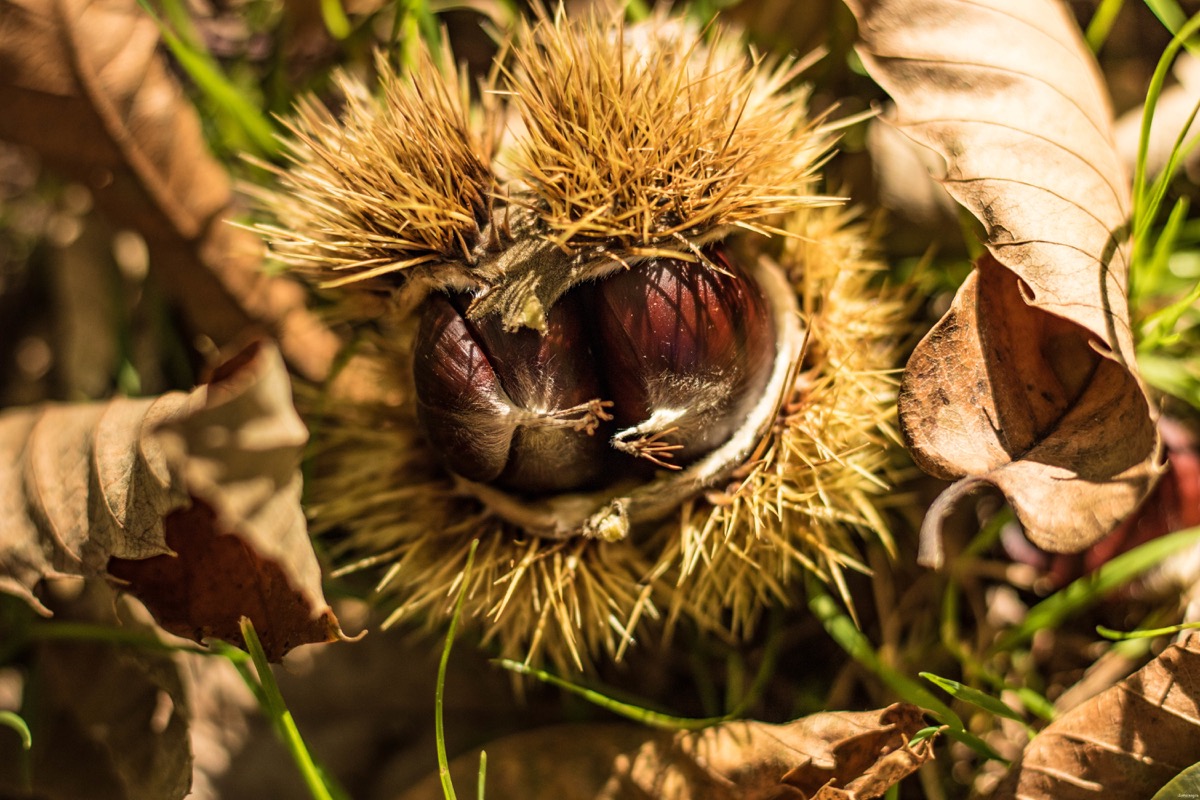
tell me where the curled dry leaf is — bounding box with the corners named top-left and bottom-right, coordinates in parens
top-left (996, 633), bottom-right (1200, 799)
top-left (399, 704), bottom-right (931, 800)
top-left (0, 0), bottom-right (340, 381)
top-left (845, 0), bottom-right (1161, 562)
top-left (0, 341), bottom-right (339, 660)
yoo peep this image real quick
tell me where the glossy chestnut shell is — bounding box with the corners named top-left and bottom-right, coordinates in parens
top-left (413, 244), bottom-right (775, 495)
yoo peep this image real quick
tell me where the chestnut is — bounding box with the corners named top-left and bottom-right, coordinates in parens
top-left (591, 247), bottom-right (775, 468)
top-left (413, 292), bottom-right (613, 493)
top-left (412, 243), bottom-right (776, 494)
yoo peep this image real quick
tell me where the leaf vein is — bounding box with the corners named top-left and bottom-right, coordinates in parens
top-left (869, 54), bottom-right (1111, 147)
top-left (903, 117), bottom-right (1127, 213)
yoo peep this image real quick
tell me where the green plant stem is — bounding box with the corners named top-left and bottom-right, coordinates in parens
top-left (807, 581), bottom-right (962, 729)
top-left (438, 540), bottom-right (479, 800)
top-left (495, 659), bottom-right (733, 730)
top-left (23, 621), bottom-right (214, 655)
top-left (0, 711), bottom-right (32, 792)
top-left (320, 0), bottom-right (353, 39)
top-left (136, 0), bottom-right (279, 158)
top-left (240, 618), bottom-right (334, 800)
top-left (1132, 12), bottom-right (1200, 273)
top-left (1097, 620), bottom-right (1200, 640)
top-left (1086, 0), bottom-right (1126, 51)
top-left (1144, 0), bottom-right (1200, 57)
top-left (495, 615), bottom-right (782, 731)
top-left (993, 526), bottom-right (1200, 653)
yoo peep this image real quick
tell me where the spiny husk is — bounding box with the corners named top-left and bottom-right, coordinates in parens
top-left (253, 10), bottom-right (834, 290)
top-left (303, 206), bottom-right (907, 671)
top-left (655, 209), bottom-right (907, 643)
top-left (503, 10), bottom-right (832, 250)
top-left (249, 47), bottom-right (494, 287)
top-left (267, 12), bottom-right (909, 671)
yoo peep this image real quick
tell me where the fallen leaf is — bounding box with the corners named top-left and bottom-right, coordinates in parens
top-left (397, 704), bottom-right (931, 800)
top-left (995, 633), bottom-right (1200, 799)
top-left (0, 340), bottom-right (339, 659)
top-left (0, 0), bottom-right (341, 382)
top-left (0, 584), bottom-right (193, 800)
top-left (845, 0), bottom-right (1161, 562)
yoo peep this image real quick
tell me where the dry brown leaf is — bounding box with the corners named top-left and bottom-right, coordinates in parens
top-left (0, 340), bottom-right (339, 659)
top-left (0, 584), bottom-right (193, 800)
top-left (996, 634), bottom-right (1200, 798)
top-left (846, 0), bottom-right (1161, 561)
top-left (0, 0), bottom-right (340, 382)
top-left (397, 704), bottom-right (931, 800)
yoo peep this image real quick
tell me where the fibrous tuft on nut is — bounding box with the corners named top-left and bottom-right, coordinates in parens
top-left (253, 9), bottom-right (909, 669)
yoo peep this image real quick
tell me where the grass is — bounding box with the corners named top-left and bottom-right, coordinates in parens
top-left (137, 0), bottom-right (280, 159)
top-left (0, 711), bottom-right (31, 793)
top-left (233, 619), bottom-right (344, 800)
top-left (992, 527), bottom-right (1200, 653)
top-left (436, 540), bottom-right (483, 800)
top-left (0, 605), bottom-right (341, 800)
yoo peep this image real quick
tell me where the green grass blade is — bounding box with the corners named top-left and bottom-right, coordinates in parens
top-left (320, 0), bottom-right (352, 39)
top-left (1143, 0), bottom-right (1200, 57)
top-left (905, 725), bottom-right (1007, 765)
top-left (1086, 0), bottom-right (1126, 52)
top-left (624, 0), bottom-right (651, 22)
top-left (26, 620), bottom-right (229, 660)
top-left (438, 540), bottom-right (479, 800)
top-left (240, 618), bottom-right (337, 800)
top-left (0, 711), bottom-right (32, 793)
top-left (495, 659), bottom-right (731, 730)
top-left (1134, 196), bottom-right (1189, 312)
top-left (911, 725), bottom-right (943, 746)
top-left (1140, 276), bottom-right (1200, 350)
top-left (209, 639), bottom-right (270, 708)
top-left (476, 750), bottom-right (487, 800)
top-left (993, 526), bottom-right (1200, 653)
top-left (1138, 351), bottom-right (1200, 408)
top-left (808, 583), bottom-right (962, 729)
top-left (1139, 103), bottom-right (1200, 273)
top-left (1097, 621), bottom-right (1200, 640)
top-left (0, 712), bottom-right (30, 751)
top-left (1132, 12), bottom-right (1200, 266)
top-left (920, 673), bottom-right (1032, 731)
top-left (942, 727), bottom-right (1009, 765)
top-left (1145, 0), bottom-right (1188, 32)
top-left (136, 0), bottom-right (279, 158)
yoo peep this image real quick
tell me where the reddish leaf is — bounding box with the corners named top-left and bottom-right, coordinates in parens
top-left (0, 341), bottom-right (339, 659)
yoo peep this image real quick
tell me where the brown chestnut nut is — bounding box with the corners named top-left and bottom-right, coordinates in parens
top-left (413, 292), bottom-right (613, 493)
top-left (591, 246), bottom-right (775, 468)
top-left (413, 243), bottom-right (775, 492)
